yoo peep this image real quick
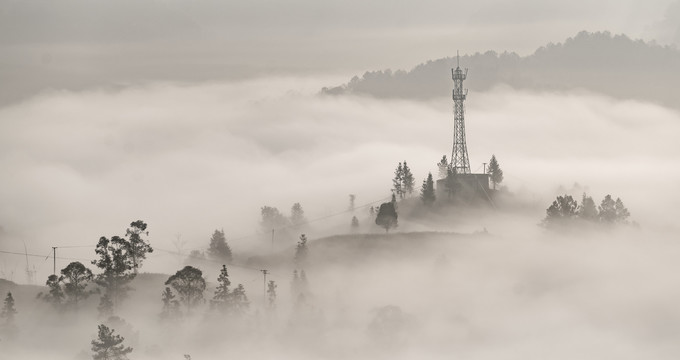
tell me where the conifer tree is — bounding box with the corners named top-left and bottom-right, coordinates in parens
top-left (437, 155), bottom-right (449, 180)
top-left (444, 167), bottom-right (458, 199)
top-left (91, 324), bottom-right (133, 360)
top-left (211, 265), bottom-right (232, 313)
top-left (488, 155), bottom-right (504, 190)
top-left (208, 229), bottom-right (232, 264)
top-left (543, 195), bottom-right (578, 228)
top-left (420, 172), bottom-right (436, 206)
top-left (598, 195), bottom-right (617, 223)
top-left (294, 234), bottom-right (309, 267)
top-left (1, 292), bottom-right (18, 339)
top-left (578, 193), bottom-right (598, 220)
top-left (614, 197), bottom-right (631, 223)
top-left (402, 161), bottom-right (415, 197)
top-left (267, 280), bottom-right (277, 310)
top-left (351, 216), bottom-right (359, 230)
top-left (60, 261), bottom-right (94, 310)
top-left (230, 284), bottom-right (249, 316)
top-left (160, 287), bottom-right (180, 320)
top-left (290, 203), bottom-right (307, 226)
top-left (392, 162), bottom-right (404, 199)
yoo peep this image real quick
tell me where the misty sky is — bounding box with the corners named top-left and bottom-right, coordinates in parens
top-left (1, 0), bottom-right (680, 282)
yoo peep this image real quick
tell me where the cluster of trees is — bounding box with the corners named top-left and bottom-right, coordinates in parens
top-left (392, 162), bottom-right (416, 199)
top-left (543, 193), bottom-right (631, 229)
top-left (1, 291), bottom-right (17, 340)
top-left (260, 203), bottom-right (307, 231)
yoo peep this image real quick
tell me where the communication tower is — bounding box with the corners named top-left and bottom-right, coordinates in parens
top-left (450, 52), bottom-right (471, 174)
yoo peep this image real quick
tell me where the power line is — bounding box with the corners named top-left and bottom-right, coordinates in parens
top-left (0, 249), bottom-right (91, 262)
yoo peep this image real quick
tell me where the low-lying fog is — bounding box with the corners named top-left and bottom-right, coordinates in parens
top-left (1, 76), bottom-right (679, 359)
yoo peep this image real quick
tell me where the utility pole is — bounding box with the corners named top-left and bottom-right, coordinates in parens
top-left (52, 247), bottom-right (57, 275)
top-left (260, 269), bottom-right (269, 307)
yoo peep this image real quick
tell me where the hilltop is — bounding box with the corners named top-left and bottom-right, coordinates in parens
top-left (323, 31), bottom-right (680, 109)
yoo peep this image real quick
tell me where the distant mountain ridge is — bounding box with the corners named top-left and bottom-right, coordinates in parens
top-left (322, 31), bottom-right (680, 109)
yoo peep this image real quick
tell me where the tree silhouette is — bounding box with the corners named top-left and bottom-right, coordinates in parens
top-left (39, 274), bottom-right (65, 310)
top-left (375, 202), bottom-right (398, 233)
top-left (351, 216), bottom-right (359, 230)
top-left (208, 229), bottom-right (232, 264)
top-left (437, 155), bottom-right (449, 180)
top-left (420, 172), bottom-right (436, 206)
top-left (543, 195), bottom-right (578, 228)
top-left (392, 162), bottom-right (404, 199)
top-left (294, 234), bottom-right (309, 267)
top-left (1, 292), bottom-right (18, 339)
top-left (488, 155), bottom-right (504, 190)
top-left (165, 266), bottom-right (206, 314)
top-left (578, 193), bottom-right (598, 220)
top-left (211, 265), bottom-right (232, 314)
top-left (91, 324), bottom-right (133, 360)
top-left (290, 203), bottom-right (307, 226)
top-left (124, 220), bottom-right (152, 273)
top-left (92, 236), bottom-right (136, 315)
top-left (160, 287), bottom-right (180, 320)
top-left (230, 284), bottom-right (249, 316)
top-left (60, 261), bottom-right (94, 310)
top-left (267, 280), bottom-right (277, 310)
top-left (402, 161), bottom-right (415, 197)
top-left (444, 167), bottom-right (458, 199)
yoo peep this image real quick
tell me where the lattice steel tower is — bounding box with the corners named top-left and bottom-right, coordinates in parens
top-left (450, 52), bottom-right (471, 174)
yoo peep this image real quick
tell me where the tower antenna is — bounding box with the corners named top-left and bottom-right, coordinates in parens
top-left (450, 52), bottom-right (471, 174)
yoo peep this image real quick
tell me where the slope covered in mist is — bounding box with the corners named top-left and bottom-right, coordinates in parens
top-left (323, 31), bottom-right (680, 108)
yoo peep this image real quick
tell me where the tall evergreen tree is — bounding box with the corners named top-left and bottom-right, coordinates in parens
top-left (437, 155), bottom-right (449, 180)
top-left (614, 197), bottom-right (631, 223)
top-left (1, 292), bottom-right (18, 339)
top-left (420, 172), bottom-right (436, 206)
top-left (392, 162), bottom-right (404, 199)
top-left (267, 280), bottom-right (277, 310)
top-left (60, 261), bottom-right (94, 310)
top-left (160, 287), bottom-right (180, 320)
top-left (444, 167), bottom-right (458, 199)
top-left (543, 195), bottom-right (579, 228)
top-left (290, 203), bottom-right (307, 226)
top-left (230, 284), bottom-right (249, 316)
top-left (488, 155), bottom-right (504, 190)
top-left (598, 194), bottom-right (617, 223)
top-left (375, 202), bottom-right (398, 233)
top-left (208, 229), bottom-right (232, 264)
top-left (211, 265), bottom-right (232, 313)
top-left (294, 234), bottom-right (309, 267)
top-left (124, 220), bottom-right (153, 273)
top-left (402, 161), bottom-right (415, 197)
top-left (165, 266), bottom-right (206, 314)
top-left (578, 193), bottom-right (598, 220)
top-left (91, 324), bottom-right (133, 360)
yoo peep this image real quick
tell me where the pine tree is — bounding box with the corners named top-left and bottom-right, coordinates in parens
top-left (160, 287), bottom-right (180, 320)
top-left (420, 172), bottom-right (436, 206)
top-left (1, 292), bottom-right (18, 339)
top-left (294, 234), bottom-right (309, 267)
top-left (402, 161), bottom-right (415, 197)
top-left (437, 155), bottom-right (449, 180)
top-left (614, 197), bottom-right (630, 223)
top-left (230, 284), bottom-right (249, 316)
top-left (578, 193), bottom-right (598, 221)
top-left (91, 324), bottom-right (133, 360)
top-left (290, 203), bottom-right (307, 226)
top-left (543, 195), bottom-right (579, 228)
top-left (444, 167), bottom-right (458, 199)
top-left (350, 216), bottom-right (359, 230)
top-left (211, 265), bottom-right (232, 314)
top-left (267, 280), bottom-right (277, 310)
top-left (488, 155), bottom-right (504, 190)
top-left (598, 195), bottom-right (617, 223)
top-left (392, 162), bottom-right (404, 199)
top-left (60, 261), bottom-right (94, 310)
top-left (208, 229), bottom-right (232, 264)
